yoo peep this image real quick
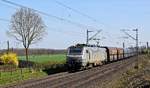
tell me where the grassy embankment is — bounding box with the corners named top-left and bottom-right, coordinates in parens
top-left (112, 54), bottom-right (150, 88)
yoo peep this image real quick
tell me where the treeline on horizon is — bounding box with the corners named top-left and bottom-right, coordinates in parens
top-left (0, 48), bottom-right (67, 56)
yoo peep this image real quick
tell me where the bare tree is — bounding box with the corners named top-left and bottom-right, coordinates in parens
top-left (8, 7), bottom-right (46, 64)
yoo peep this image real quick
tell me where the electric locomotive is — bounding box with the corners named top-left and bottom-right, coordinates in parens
top-left (66, 44), bottom-right (135, 71)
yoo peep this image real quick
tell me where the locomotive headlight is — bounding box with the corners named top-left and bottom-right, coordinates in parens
top-left (81, 59), bottom-right (86, 63)
top-left (81, 59), bottom-right (86, 62)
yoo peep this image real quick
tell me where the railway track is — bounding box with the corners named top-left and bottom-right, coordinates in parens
top-left (4, 56), bottom-right (137, 88)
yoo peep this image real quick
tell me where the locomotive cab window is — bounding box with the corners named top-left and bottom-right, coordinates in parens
top-left (69, 47), bottom-right (83, 55)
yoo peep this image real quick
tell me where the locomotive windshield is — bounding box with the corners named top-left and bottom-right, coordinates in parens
top-left (69, 47), bottom-right (83, 55)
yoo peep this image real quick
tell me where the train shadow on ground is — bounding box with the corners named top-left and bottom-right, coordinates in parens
top-left (42, 65), bottom-right (67, 75)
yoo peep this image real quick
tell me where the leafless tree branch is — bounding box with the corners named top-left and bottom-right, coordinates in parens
top-left (8, 7), bottom-right (46, 63)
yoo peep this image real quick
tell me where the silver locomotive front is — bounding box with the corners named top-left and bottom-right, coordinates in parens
top-left (66, 46), bottom-right (83, 70)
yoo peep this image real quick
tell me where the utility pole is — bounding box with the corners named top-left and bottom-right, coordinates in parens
top-left (123, 42), bottom-right (125, 58)
top-left (120, 36), bottom-right (128, 58)
top-left (147, 42), bottom-right (149, 54)
top-left (7, 41), bottom-right (9, 54)
top-left (133, 29), bottom-right (138, 55)
top-left (86, 30), bottom-right (89, 45)
top-left (121, 29), bottom-right (139, 69)
top-left (86, 30), bottom-right (93, 45)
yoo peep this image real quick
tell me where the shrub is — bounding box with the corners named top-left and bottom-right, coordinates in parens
top-left (0, 53), bottom-right (19, 66)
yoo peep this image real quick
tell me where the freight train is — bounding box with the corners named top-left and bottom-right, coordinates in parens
top-left (66, 44), bottom-right (136, 71)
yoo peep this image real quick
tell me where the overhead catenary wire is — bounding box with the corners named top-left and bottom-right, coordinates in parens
top-left (0, 18), bottom-right (9, 22)
top-left (53, 0), bottom-right (106, 44)
top-left (1, 0), bottom-right (123, 42)
top-left (1, 0), bottom-right (125, 46)
top-left (53, 0), bottom-right (98, 23)
top-left (0, 0), bottom-right (86, 38)
top-left (1, 0), bottom-right (97, 30)
top-left (53, 0), bottom-right (120, 30)
top-left (1, 0), bottom-right (143, 49)
top-left (0, 1), bottom-right (16, 9)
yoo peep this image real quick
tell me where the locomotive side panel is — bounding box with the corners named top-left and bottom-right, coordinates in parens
top-left (83, 47), bottom-right (107, 66)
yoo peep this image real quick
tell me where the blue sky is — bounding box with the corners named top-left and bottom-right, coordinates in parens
top-left (0, 0), bottom-right (150, 49)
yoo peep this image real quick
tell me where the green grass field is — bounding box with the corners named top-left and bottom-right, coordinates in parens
top-left (19, 54), bottom-right (66, 63)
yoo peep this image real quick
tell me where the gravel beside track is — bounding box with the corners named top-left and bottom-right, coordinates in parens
top-left (3, 56), bottom-right (137, 88)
